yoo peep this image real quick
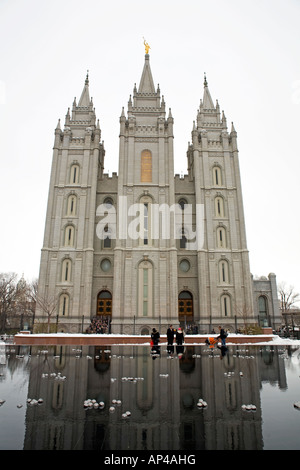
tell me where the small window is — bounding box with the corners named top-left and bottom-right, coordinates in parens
top-left (103, 225), bottom-right (112, 249)
top-left (215, 196), bottom-right (224, 217)
top-left (100, 258), bottom-right (111, 272)
top-left (67, 195), bottom-right (77, 216)
top-left (219, 260), bottom-right (229, 283)
top-left (138, 196), bottom-right (152, 246)
top-left (64, 225), bottom-right (75, 247)
top-left (217, 227), bottom-right (227, 248)
top-left (180, 228), bottom-right (187, 249)
top-left (221, 294), bottom-right (231, 317)
top-left (178, 198), bottom-right (188, 210)
top-left (59, 294), bottom-right (69, 316)
top-left (70, 164), bottom-right (80, 184)
top-left (213, 166), bottom-right (222, 186)
top-left (143, 203), bottom-right (148, 245)
top-left (62, 259), bottom-right (71, 283)
top-left (179, 259), bottom-right (190, 273)
top-left (103, 197), bottom-right (113, 209)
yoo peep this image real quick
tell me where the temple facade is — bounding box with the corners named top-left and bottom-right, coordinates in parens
top-left (35, 53), bottom-right (280, 334)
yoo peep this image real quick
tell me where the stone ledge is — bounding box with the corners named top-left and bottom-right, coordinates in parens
top-left (13, 333), bottom-right (275, 346)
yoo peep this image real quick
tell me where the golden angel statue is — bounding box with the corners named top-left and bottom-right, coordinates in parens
top-left (143, 38), bottom-right (151, 54)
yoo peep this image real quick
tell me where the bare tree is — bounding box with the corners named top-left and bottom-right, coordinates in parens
top-left (0, 273), bottom-right (39, 332)
top-left (278, 282), bottom-right (300, 311)
top-left (0, 273), bottom-right (26, 332)
top-left (35, 292), bottom-right (58, 333)
top-left (234, 304), bottom-right (259, 333)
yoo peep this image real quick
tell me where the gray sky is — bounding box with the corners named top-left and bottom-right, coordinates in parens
top-left (0, 0), bottom-right (299, 304)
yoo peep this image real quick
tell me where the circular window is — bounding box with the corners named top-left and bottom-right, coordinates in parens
top-left (179, 259), bottom-right (190, 273)
top-left (100, 259), bottom-right (111, 272)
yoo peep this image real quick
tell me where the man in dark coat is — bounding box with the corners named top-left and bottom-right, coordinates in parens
top-left (167, 325), bottom-right (175, 345)
top-left (217, 325), bottom-right (227, 346)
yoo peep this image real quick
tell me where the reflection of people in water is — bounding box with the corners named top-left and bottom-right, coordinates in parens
top-left (205, 337), bottom-right (218, 348)
top-left (176, 344), bottom-right (184, 357)
top-left (151, 345), bottom-right (160, 359)
top-left (217, 345), bottom-right (228, 359)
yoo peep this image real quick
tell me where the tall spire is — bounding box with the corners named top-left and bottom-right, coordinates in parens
top-left (202, 73), bottom-right (215, 110)
top-left (138, 54), bottom-right (155, 94)
top-left (78, 70), bottom-right (90, 107)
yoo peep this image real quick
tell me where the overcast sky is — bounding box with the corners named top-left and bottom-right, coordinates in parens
top-left (0, 0), bottom-right (299, 304)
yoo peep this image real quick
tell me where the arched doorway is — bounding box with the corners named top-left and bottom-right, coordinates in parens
top-left (178, 291), bottom-right (194, 330)
top-left (97, 290), bottom-right (112, 332)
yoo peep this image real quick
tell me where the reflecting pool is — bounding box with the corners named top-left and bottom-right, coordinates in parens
top-left (0, 342), bottom-right (299, 450)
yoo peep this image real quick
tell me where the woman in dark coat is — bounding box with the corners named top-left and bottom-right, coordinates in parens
top-left (176, 327), bottom-right (184, 345)
top-left (151, 328), bottom-right (160, 345)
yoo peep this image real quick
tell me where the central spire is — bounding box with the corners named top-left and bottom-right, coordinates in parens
top-left (138, 53), bottom-right (155, 94)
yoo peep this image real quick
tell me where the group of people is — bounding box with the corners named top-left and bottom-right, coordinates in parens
top-left (150, 324), bottom-right (185, 358)
top-left (150, 325), bottom-right (185, 346)
top-left (205, 325), bottom-right (228, 359)
top-left (151, 324), bottom-right (228, 360)
top-left (86, 317), bottom-right (110, 334)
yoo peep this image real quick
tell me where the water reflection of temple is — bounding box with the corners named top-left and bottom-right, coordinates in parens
top-left (23, 344), bottom-right (286, 450)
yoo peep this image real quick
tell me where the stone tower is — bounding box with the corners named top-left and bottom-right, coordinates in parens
top-left (178, 74), bottom-right (255, 332)
top-left (111, 53), bottom-right (178, 333)
top-left (35, 74), bottom-right (105, 332)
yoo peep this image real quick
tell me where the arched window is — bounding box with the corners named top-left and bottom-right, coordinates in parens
top-left (103, 197), bottom-right (113, 208)
top-left (221, 294), bottom-right (231, 317)
top-left (217, 226), bottom-right (227, 248)
top-left (70, 164), bottom-right (80, 184)
top-left (215, 196), bottom-right (224, 217)
top-left (180, 228), bottom-right (187, 249)
top-left (61, 259), bottom-right (72, 283)
top-left (137, 195), bottom-right (152, 246)
top-left (178, 198), bottom-right (188, 210)
top-left (138, 260), bottom-right (153, 317)
top-left (67, 194), bottom-right (77, 216)
top-left (64, 225), bottom-right (75, 247)
top-left (219, 260), bottom-right (229, 283)
top-left (59, 293), bottom-right (69, 316)
top-left (141, 150), bottom-right (152, 183)
top-left (258, 295), bottom-right (268, 326)
top-left (213, 166), bottom-right (222, 186)
top-left (103, 225), bottom-right (112, 249)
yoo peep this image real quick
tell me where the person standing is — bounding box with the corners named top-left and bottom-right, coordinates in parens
top-left (151, 328), bottom-right (160, 345)
top-left (217, 325), bottom-right (227, 346)
top-left (167, 325), bottom-right (175, 345)
top-left (151, 327), bottom-right (160, 356)
top-left (176, 327), bottom-right (184, 345)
